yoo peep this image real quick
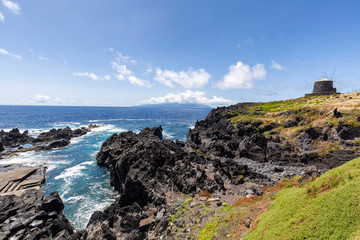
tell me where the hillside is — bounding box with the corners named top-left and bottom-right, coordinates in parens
top-left (3, 92), bottom-right (360, 239)
top-left (81, 92), bottom-right (360, 239)
top-left (196, 156), bottom-right (360, 239)
top-left (186, 92), bottom-right (360, 240)
top-left (244, 156), bottom-right (360, 240)
top-left (187, 92), bottom-right (360, 170)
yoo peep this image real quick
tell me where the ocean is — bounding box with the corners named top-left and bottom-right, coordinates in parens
top-left (0, 105), bottom-right (211, 229)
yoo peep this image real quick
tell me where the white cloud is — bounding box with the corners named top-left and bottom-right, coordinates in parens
top-left (0, 12), bottom-right (4, 22)
top-left (128, 76), bottom-right (151, 87)
top-left (111, 61), bottom-right (132, 80)
top-left (271, 61), bottom-right (286, 70)
top-left (33, 94), bottom-right (50, 103)
top-left (236, 38), bottom-right (254, 48)
top-left (0, 48), bottom-right (22, 59)
top-left (114, 51), bottom-right (137, 64)
top-left (145, 65), bottom-right (153, 74)
top-left (73, 72), bottom-right (111, 81)
top-left (32, 94), bottom-right (63, 104)
top-left (216, 61), bottom-right (266, 90)
top-left (154, 68), bottom-right (211, 89)
top-left (111, 51), bottom-right (151, 87)
top-left (2, 0), bottom-right (20, 15)
top-left (38, 55), bottom-right (51, 61)
top-left (54, 97), bottom-right (63, 103)
top-left (139, 90), bottom-right (235, 107)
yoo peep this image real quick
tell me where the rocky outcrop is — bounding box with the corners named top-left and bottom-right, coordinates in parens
top-left (0, 125), bottom-right (97, 158)
top-left (33, 127), bottom-right (90, 144)
top-left (32, 126), bottom-right (90, 151)
top-left (0, 190), bottom-right (74, 240)
top-left (76, 127), bottom-right (250, 239)
top-left (0, 128), bottom-right (34, 147)
top-left (187, 104), bottom-right (360, 170)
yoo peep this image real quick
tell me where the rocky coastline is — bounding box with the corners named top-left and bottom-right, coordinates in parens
top-left (0, 124), bottom-right (99, 159)
top-left (1, 93), bottom-right (360, 239)
top-left (0, 125), bottom-right (97, 240)
top-left (187, 102), bottom-right (360, 170)
top-left (77, 125), bottom-right (315, 239)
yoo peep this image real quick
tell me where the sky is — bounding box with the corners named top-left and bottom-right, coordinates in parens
top-left (1, 0), bottom-right (360, 107)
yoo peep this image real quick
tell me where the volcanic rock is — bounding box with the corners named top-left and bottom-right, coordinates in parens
top-left (77, 126), bottom-right (249, 239)
top-left (0, 190), bottom-right (74, 240)
top-left (0, 126), bottom-right (93, 158)
top-left (0, 128), bottom-right (34, 147)
top-left (187, 104), bottom-right (360, 170)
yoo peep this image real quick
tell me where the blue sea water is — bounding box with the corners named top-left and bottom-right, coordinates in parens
top-left (0, 105), bottom-right (211, 229)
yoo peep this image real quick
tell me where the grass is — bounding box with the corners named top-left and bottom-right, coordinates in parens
top-left (230, 92), bottom-right (360, 128)
top-left (197, 218), bottom-right (219, 240)
top-left (195, 157), bottom-right (360, 240)
top-left (227, 92), bottom-right (360, 156)
top-left (195, 93), bottom-right (360, 239)
top-left (244, 157), bottom-right (360, 240)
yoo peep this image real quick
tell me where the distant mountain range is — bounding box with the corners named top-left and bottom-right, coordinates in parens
top-left (136, 103), bottom-right (212, 109)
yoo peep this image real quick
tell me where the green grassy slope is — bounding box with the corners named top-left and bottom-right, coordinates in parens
top-left (244, 157), bottom-right (360, 240)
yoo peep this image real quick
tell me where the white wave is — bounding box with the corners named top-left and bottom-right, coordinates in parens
top-left (163, 131), bottom-right (174, 139)
top-left (71, 198), bottom-right (115, 230)
top-left (189, 125), bottom-right (195, 130)
top-left (81, 161), bottom-right (95, 165)
top-left (90, 150), bottom-right (100, 157)
top-left (65, 195), bottom-right (86, 204)
top-left (55, 161), bottom-right (94, 180)
top-left (0, 151), bottom-right (70, 174)
top-left (0, 151), bottom-right (45, 167)
top-left (46, 161), bottom-right (67, 172)
top-left (55, 122), bottom-right (81, 125)
top-left (89, 124), bottom-right (127, 134)
top-left (0, 128), bottom-right (16, 132)
top-left (88, 118), bottom-right (150, 123)
top-left (69, 134), bottom-right (87, 145)
top-left (52, 122), bottom-right (81, 128)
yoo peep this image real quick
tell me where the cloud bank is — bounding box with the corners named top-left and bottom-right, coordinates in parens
top-left (73, 72), bottom-right (111, 81)
top-left (154, 68), bottom-right (211, 89)
top-left (32, 94), bottom-right (63, 104)
top-left (216, 61), bottom-right (266, 89)
top-left (2, 0), bottom-right (20, 15)
top-left (139, 90), bottom-right (235, 107)
top-left (0, 48), bottom-right (22, 59)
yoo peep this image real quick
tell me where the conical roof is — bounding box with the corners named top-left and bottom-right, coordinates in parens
top-left (317, 78), bottom-right (332, 82)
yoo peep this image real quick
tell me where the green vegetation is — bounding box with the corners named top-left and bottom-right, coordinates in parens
top-left (197, 218), bottom-right (219, 240)
top-left (195, 157), bottom-right (360, 240)
top-left (244, 157), bottom-right (360, 240)
top-left (191, 93), bottom-right (360, 239)
top-left (228, 92), bottom-right (360, 156)
top-left (230, 93), bottom-right (360, 128)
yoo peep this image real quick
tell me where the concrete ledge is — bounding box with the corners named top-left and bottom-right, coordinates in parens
top-left (0, 165), bottom-right (45, 196)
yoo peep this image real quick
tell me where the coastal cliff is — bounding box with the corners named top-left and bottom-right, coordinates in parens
top-left (187, 93), bottom-right (360, 170)
top-left (2, 92), bottom-right (360, 239)
top-left (80, 92), bottom-right (360, 239)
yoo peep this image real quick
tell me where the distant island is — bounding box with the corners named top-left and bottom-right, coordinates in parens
top-left (136, 103), bottom-right (212, 109)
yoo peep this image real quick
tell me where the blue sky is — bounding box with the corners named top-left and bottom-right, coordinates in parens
top-left (1, 0), bottom-right (360, 107)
